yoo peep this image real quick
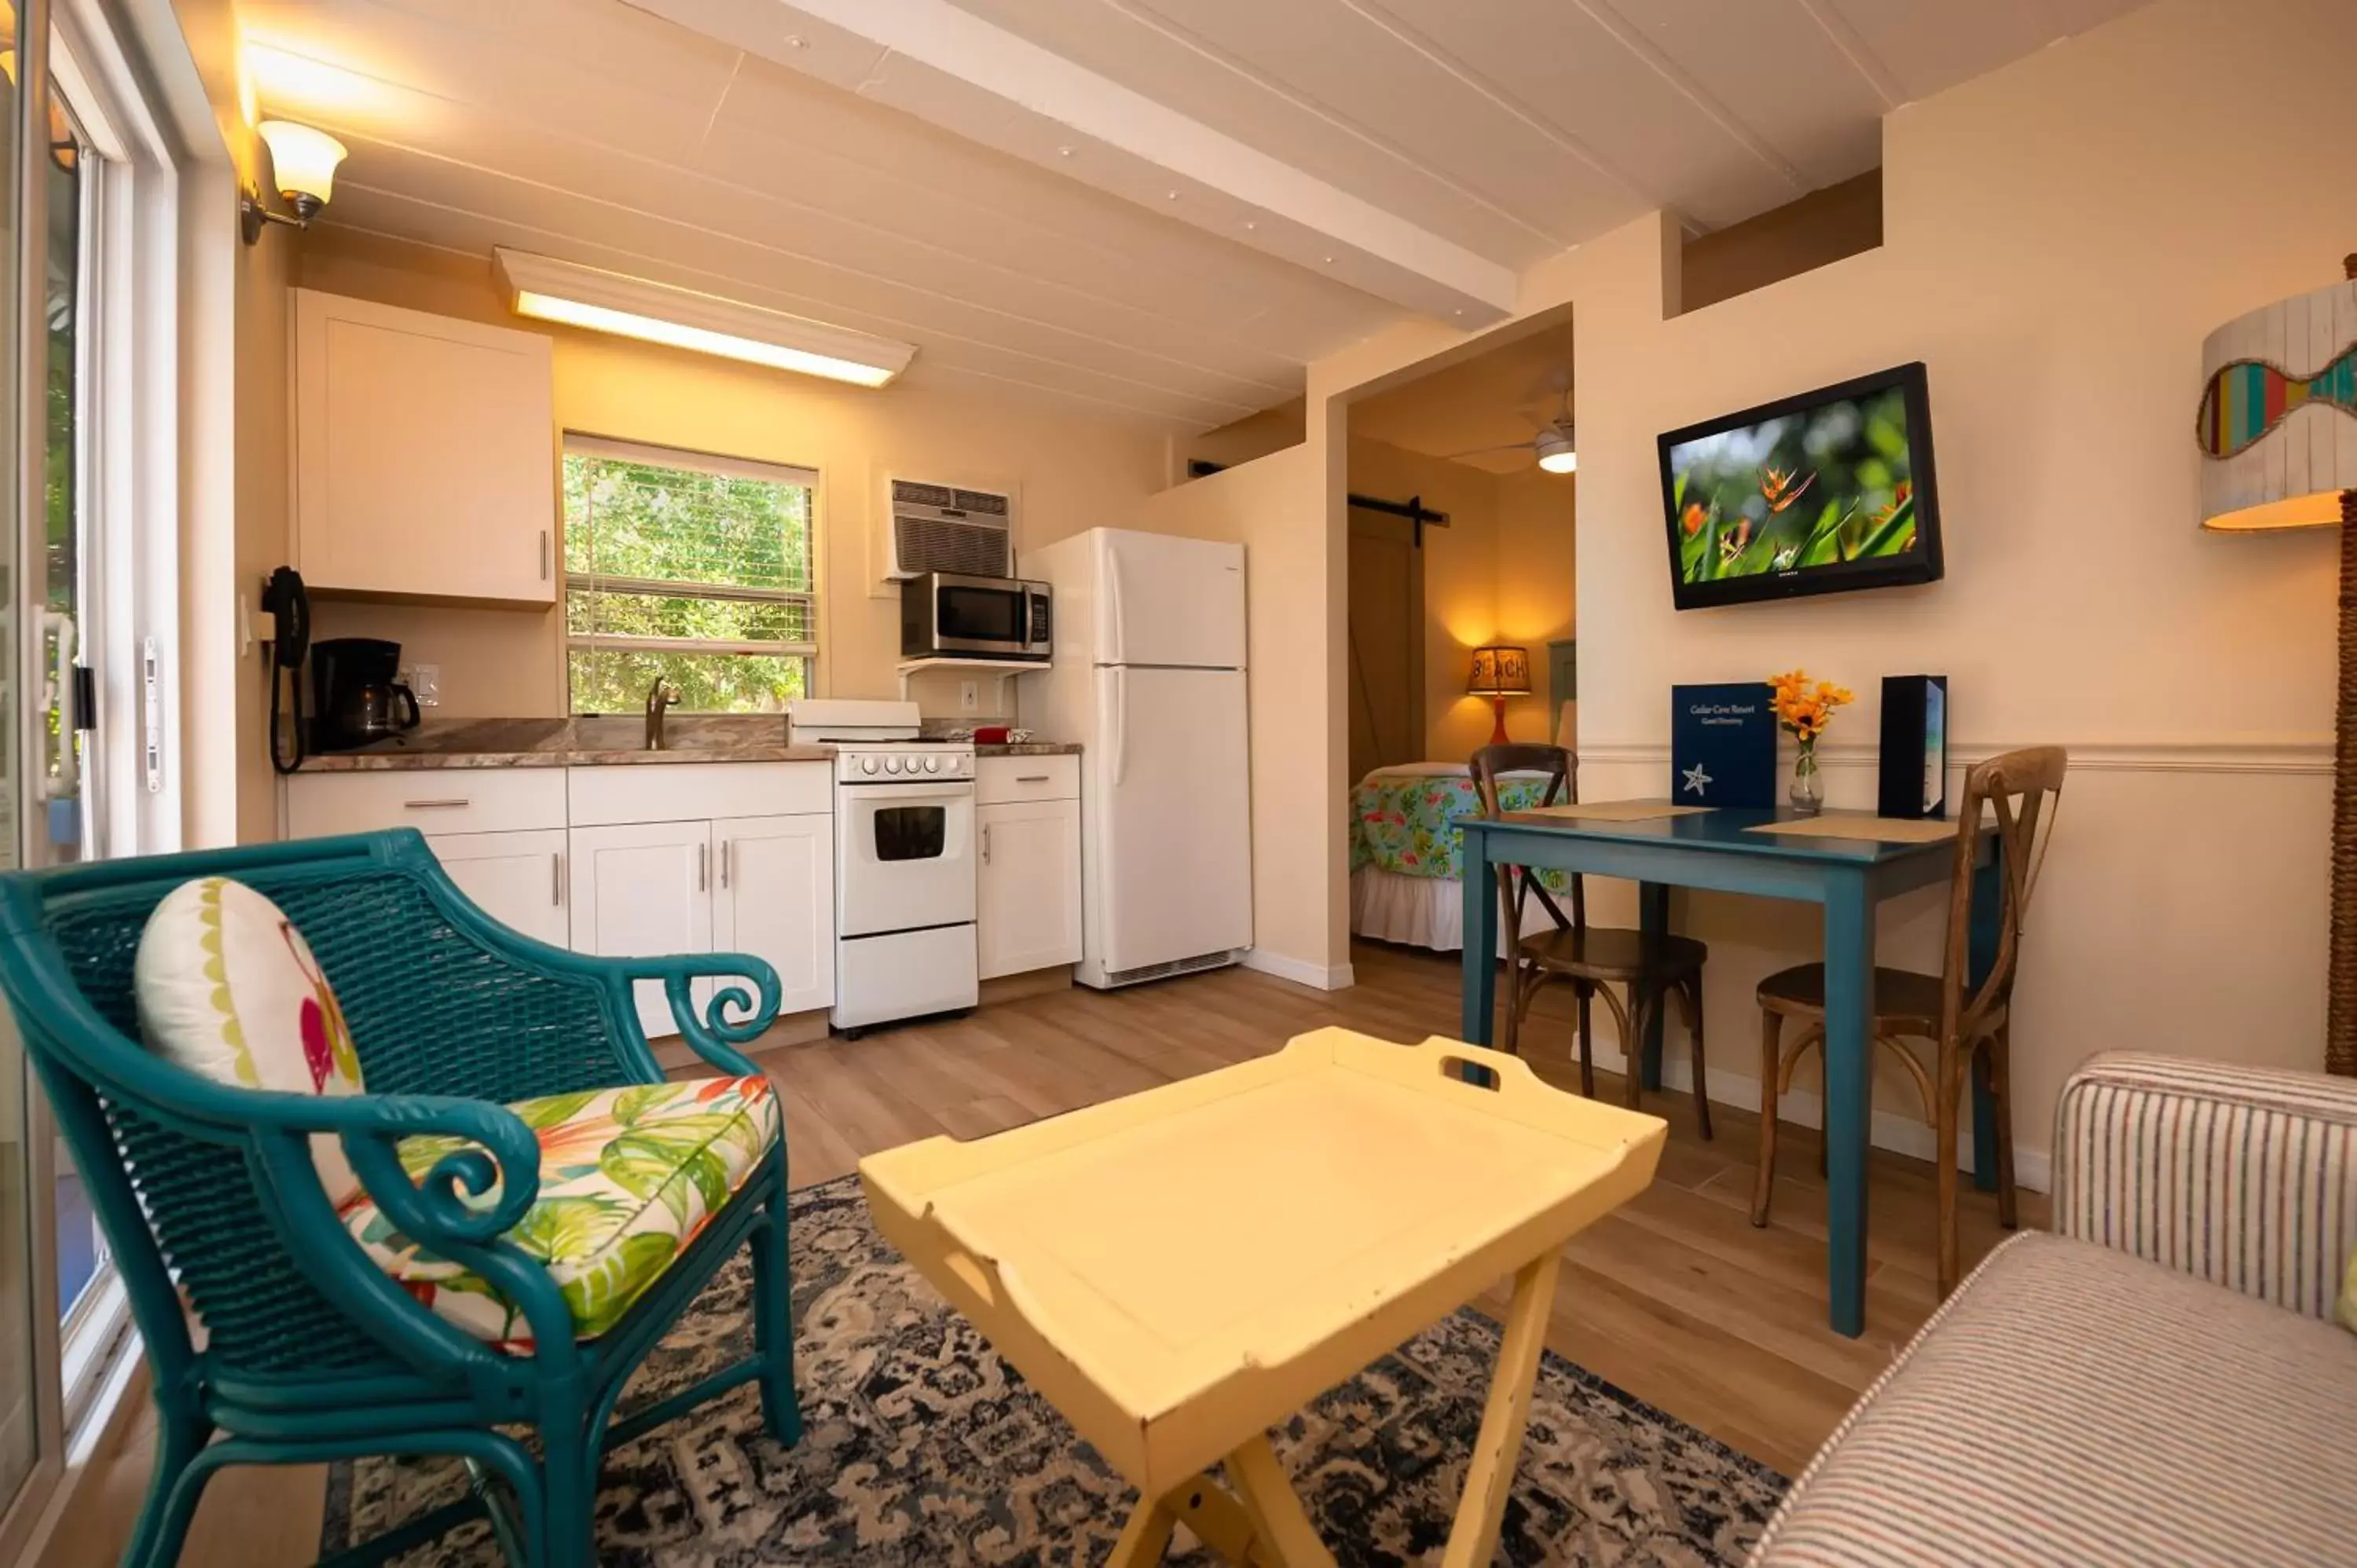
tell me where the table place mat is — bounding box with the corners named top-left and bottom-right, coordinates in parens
top-left (1513, 800), bottom-right (1715, 822)
top-left (1743, 812), bottom-right (1959, 844)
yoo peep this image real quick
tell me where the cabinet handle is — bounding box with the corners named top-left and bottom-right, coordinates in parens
top-left (402, 798), bottom-right (470, 811)
top-left (719, 840), bottom-right (730, 889)
top-left (540, 529), bottom-right (552, 581)
top-left (1016, 775), bottom-right (1050, 783)
top-left (698, 841), bottom-right (709, 892)
top-left (982, 824), bottom-right (992, 865)
top-left (551, 852), bottom-right (564, 907)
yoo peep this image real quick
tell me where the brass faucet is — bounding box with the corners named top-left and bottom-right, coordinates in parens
top-left (643, 677), bottom-right (680, 750)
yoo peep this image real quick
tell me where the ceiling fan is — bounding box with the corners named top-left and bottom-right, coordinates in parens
top-left (1443, 387), bottom-right (1577, 474)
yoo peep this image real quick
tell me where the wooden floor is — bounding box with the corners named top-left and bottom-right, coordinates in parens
top-left (40, 941), bottom-right (2042, 1566)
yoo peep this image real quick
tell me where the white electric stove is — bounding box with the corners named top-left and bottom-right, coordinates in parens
top-left (786, 700), bottom-right (978, 1034)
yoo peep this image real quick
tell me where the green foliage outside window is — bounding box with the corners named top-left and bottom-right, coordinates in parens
top-left (563, 448), bottom-right (816, 713)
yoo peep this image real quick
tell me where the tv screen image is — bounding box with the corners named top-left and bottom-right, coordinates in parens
top-left (1657, 361), bottom-right (1943, 610)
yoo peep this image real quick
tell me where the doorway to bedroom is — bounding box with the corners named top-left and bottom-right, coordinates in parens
top-left (1342, 310), bottom-right (1578, 955)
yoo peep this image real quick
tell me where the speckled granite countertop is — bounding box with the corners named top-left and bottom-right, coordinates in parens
top-left (295, 717), bottom-right (830, 771)
top-left (295, 717), bottom-right (1080, 771)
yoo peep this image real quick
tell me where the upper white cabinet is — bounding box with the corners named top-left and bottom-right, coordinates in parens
top-left (291, 289), bottom-right (557, 606)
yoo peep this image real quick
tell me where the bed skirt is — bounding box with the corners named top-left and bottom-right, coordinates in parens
top-left (1350, 866), bottom-right (1512, 957)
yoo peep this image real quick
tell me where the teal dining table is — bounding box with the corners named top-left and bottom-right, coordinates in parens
top-left (1457, 804), bottom-right (2000, 1338)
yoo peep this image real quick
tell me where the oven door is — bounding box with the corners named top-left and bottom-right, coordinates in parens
top-left (928, 573), bottom-right (1048, 660)
top-left (836, 781), bottom-right (977, 937)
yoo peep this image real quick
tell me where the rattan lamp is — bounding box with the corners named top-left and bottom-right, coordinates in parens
top-left (1468, 644), bottom-right (1531, 746)
top-left (2198, 255), bottom-right (2357, 1073)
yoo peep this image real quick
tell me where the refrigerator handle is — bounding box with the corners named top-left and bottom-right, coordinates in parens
top-left (1108, 551), bottom-right (1127, 664)
top-left (1112, 669), bottom-right (1129, 788)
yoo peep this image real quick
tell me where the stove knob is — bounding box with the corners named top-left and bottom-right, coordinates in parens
top-left (885, 756), bottom-right (902, 774)
top-left (923, 755), bottom-right (940, 773)
top-left (860, 756), bottom-right (878, 775)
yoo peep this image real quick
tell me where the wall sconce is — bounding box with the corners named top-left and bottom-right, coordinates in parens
top-left (240, 120), bottom-right (346, 244)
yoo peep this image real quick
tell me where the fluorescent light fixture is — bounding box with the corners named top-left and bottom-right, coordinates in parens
top-left (493, 249), bottom-right (917, 388)
top-left (1534, 423), bottom-right (1577, 474)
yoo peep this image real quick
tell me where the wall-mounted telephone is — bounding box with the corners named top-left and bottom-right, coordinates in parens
top-left (262, 566), bottom-right (310, 775)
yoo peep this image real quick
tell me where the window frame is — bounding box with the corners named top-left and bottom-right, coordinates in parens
top-left (559, 433), bottom-right (824, 714)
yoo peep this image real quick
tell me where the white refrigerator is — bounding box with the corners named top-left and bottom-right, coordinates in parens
top-left (1021, 528), bottom-right (1252, 988)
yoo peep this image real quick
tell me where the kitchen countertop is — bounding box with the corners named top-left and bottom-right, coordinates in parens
top-left (294, 717), bottom-right (1080, 771)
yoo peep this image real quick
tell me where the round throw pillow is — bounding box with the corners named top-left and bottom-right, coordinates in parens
top-left (134, 876), bottom-right (366, 1204)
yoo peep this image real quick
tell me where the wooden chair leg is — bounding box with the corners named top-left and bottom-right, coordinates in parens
top-left (1677, 976), bottom-right (1712, 1141)
top-left (1575, 984), bottom-right (1596, 1099)
top-left (1934, 1035), bottom-right (1962, 1295)
top-left (1618, 984), bottom-right (1648, 1111)
top-left (1751, 1009), bottom-right (1783, 1226)
top-left (1988, 1025), bottom-right (2019, 1229)
top-left (1500, 958), bottom-right (1526, 1057)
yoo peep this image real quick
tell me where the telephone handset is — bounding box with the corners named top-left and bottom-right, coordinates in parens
top-left (262, 566), bottom-right (311, 774)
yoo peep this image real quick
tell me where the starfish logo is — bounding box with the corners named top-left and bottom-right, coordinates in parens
top-left (1681, 762), bottom-right (1712, 797)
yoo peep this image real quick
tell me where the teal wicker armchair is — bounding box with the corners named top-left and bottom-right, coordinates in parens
top-left (0, 829), bottom-right (801, 1567)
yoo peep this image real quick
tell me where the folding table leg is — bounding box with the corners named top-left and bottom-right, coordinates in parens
top-left (1442, 1249), bottom-right (1563, 1568)
top-left (1105, 1496), bottom-right (1177, 1568)
top-left (1226, 1435), bottom-right (1338, 1568)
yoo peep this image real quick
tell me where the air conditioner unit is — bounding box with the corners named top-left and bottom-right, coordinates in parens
top-left (884, 478), bottom-right (1014, 579)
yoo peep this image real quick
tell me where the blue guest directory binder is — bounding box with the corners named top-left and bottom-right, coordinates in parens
top-left (1671, 683), bottom-right (1776, 808)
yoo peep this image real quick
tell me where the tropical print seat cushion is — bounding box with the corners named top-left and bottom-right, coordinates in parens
top-left (340, 1075), bottom-right (779, 1350)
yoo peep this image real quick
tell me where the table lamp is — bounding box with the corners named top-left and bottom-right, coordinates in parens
top-left (2198, 255), bottom-right (2357, 1073)
top-left (1468, 644), bottom-right (1531, 746)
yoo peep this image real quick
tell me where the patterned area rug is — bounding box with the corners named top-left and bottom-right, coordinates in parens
top-left (322, 1176), bottom-right (1785, 1565)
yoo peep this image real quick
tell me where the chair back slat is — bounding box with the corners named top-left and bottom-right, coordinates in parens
top-left (1469, 743), bottom-right (1582, 940)
top-left (1941, 746), bottom-right (2069, 1040)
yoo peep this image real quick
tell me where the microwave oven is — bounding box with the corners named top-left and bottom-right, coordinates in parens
top-left (900, 573), bottom-right (1052, 661)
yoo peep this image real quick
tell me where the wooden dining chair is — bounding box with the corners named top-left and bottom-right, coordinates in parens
top-left (1749, 746), bottom-right (2068, 1292)
top-left (1470, 743), bottom-right (1713, 1137)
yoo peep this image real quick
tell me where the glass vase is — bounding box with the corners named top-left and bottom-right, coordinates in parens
top-left (1789, 741), bottom-right (1824, 815)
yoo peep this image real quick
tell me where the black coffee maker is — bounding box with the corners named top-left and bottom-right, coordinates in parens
top-left (309, 638), bottom-right (422, 751)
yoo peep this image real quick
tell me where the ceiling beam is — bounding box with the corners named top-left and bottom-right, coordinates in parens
top-left (622, 0), bottom-right (1517, 326)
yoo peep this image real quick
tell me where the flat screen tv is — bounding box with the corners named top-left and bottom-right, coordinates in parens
top-left (1658, 361), bottom-right (1943, 611)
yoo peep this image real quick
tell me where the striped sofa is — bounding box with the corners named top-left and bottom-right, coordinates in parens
top-left (1750, 1053), bottom-right (2357, 1567)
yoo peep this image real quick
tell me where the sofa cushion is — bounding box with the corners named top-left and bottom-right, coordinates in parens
top-left (339, 1075), bottom-right (779, 1350)
top-left (134, 876), bottom-right (366, 1203)
top-left (1749, 1231), bottom-right (2357, 1566)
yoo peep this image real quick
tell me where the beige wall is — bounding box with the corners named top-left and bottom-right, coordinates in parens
top-left (1307, 0), bottom-right (2357, 1179)
top-left (1136, 444), bottom-right (1345, 984)
top-left (1340, 437), bottom-right (1577, 767)
top-left (281, 229), bottom-right (1170, 724)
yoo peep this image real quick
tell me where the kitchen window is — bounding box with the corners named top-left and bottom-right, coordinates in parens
top-left (563, 435), bottom-right (819, 713)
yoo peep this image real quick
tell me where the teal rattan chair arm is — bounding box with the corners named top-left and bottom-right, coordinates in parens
top-left (603, 951), bottom-right (783, 1078)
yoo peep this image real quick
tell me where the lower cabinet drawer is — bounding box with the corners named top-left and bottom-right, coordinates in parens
top-left (287, 768), bottom-right (569, 839)
top-left (977, 754), bottom-right (1079, 805)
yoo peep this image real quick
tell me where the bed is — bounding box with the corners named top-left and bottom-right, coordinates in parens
top-left (1348, 762), bottom-right (1560, 953)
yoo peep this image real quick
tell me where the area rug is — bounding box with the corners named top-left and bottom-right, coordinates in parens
top-left (322, 1176), bottom-right (1785, 1565)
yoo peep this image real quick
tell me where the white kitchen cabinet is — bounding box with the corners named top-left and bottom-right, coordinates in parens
top-left (426, 828), bottom-right (570, 950)
top-left (291, 288), bottom-right (556, 606)
top-left (712, 815), bottom-right (835, 1019)
top-left (567, 821), bottom-right (714, 1040)
top-left (977, 797), bottom-right (1082, 980)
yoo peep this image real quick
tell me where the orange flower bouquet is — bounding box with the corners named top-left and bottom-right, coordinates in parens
top-left (1765, 669), bottom-right (1853, 814)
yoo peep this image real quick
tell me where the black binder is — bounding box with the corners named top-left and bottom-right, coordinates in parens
top-left (1877, 675), bottom-right (1949, 819)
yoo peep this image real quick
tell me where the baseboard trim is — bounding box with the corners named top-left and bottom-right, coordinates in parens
top-left (1241, 949), bottom-right (1356, 991)
top-left (1572, 1033), bottom-right (2051, 1193)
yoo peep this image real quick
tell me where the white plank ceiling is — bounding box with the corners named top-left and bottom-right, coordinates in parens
top-left (238, 0), bottom-right (2148, 430)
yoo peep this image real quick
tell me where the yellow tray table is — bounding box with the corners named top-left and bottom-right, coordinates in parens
top-left (859, 1027), bottom-right (1667, 1566)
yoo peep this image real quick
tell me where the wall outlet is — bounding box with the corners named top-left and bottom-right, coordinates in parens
top-left (401, 663), bottom-right (442, 707)
top-left (959, 680), bottom-right (981, 714)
